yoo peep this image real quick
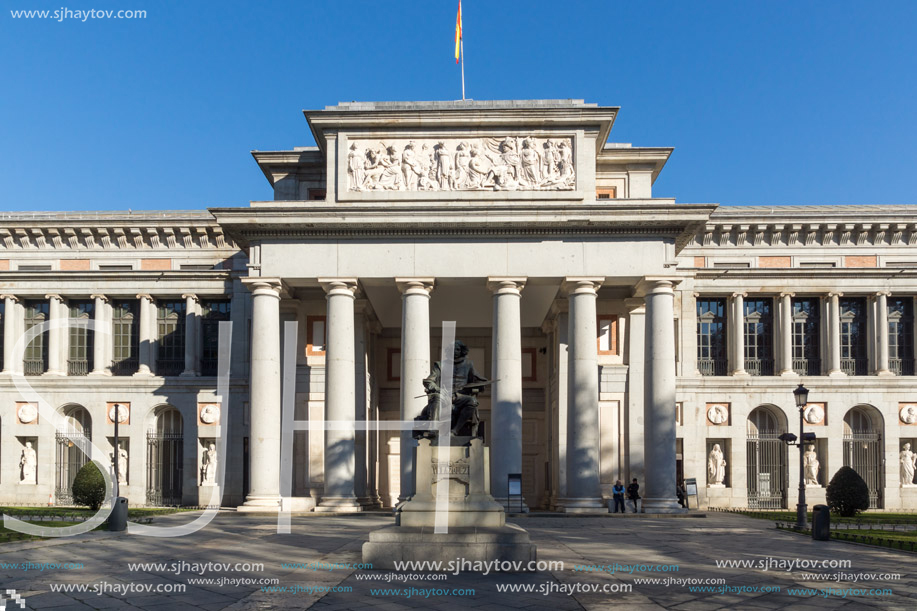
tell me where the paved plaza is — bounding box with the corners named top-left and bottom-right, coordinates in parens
top-left (1, 511), bottom-right (914, 610)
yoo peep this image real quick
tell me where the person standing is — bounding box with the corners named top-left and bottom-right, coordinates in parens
top-left (627, 478), bottom-right (641, 513)
top-left (612, 480), bottom-right (626, 514)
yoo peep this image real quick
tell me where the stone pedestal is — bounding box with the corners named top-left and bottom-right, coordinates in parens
top-left (362, 438), bottom-right (536, 569)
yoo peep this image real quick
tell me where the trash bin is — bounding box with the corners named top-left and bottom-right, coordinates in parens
top-left (108, 497), bottom-right (128, 532)
top-left (812, 504), bottom-right (830, 541)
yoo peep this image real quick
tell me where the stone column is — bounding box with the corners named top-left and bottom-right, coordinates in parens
top-left (779, 293), bottom-right (795, 376)
top-left (643, 279), bottom-right (683, 513)
top-left (46, 294), bottom-right (65, 375)
top-left (545, 303), bottom-right (569, 509)
top-left (562, 277), bottom-right (605, 512)
top-left (1, 295), bottom-right (19, 374)
top-left (90, 294), bottom-right (110, 375)
top-left (488, 277), bottom-right (526, 509)
top-left (181, 293), bottom-right (199, 376)
top-left (876, 292), bottom-right (892, 376)
top-left (827, 292), bottom-right (844, 377)
top-left (395, 278), bottom-right (434, 502)
top-left (239, 279), bottom-right (284, 511)
top-left (135, 294), bottom-right (154, 376)
top-left (624, 298), bottom-right (646, 486)
top-left (316, 279), bottom-right (361, 511)
top-left (730, 292), bottom-right (747, 376)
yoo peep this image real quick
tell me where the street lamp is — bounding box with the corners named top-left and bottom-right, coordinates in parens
top-left (793, 384), bottom-right (810, 529)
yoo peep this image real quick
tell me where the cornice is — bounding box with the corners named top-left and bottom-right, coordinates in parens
top-left (691, 221), bottom-right (917, 248)
top-left (0, 223), bottom-right (235, 252)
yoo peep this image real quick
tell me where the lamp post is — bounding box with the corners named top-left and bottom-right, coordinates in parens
top-left (793, 384), bottom-right (810, 529)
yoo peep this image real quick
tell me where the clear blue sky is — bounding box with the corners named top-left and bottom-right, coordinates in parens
top-left (2, 0), bottom-right (915, 211)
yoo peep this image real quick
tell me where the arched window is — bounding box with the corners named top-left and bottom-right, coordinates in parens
top-left (746, 406), bottom-right (787, 509)
top-left (147, 407), bottom-right (183, 506)
top-left (55, 406), bottom-right (92, 504)
top-left (843, 405), bottom-right (883, 508)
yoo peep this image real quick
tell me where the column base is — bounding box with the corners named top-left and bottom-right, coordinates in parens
top-left (237, 495), bottom-right (282, 512)
top-left (779, 370), bottom-right (799, 377)
top-left (133, 370), bottom-right (154, 378)
top-left (280, 497), bottom-right (317, 512)
top-left (43, 371), bottom-right (66, 376)
top-left (877, 369), bottom-right (895, 377)
top-left (179, 371), bottom-right (200, 378)
top-left (557, 497), bottom-right (607, 514)
top-left (827, 370), bottom-right (847, 378)
top-left (641, 497), bottom-right (686, 514)
top-left (88, 370), bottom-right (112, 377)
top-left (731, 370), bottom-right (750, 377)
top-left (316, 496), bottom-right (362, 512)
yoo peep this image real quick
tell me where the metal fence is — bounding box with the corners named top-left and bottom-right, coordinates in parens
top-left (146, 431), bottom-right (183, 506)
top-left (843, 432), bottom-right (883, 509)
top-left (746, 432), bottom-right (788, 509)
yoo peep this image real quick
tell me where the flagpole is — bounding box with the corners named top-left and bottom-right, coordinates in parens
top-left (460, 36), bottom-right (465, 101)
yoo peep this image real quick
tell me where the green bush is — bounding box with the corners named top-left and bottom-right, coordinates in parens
top-left (71, 462), bottom-right (106, 510)
top-left (826, 466), bottom-right (870, 517)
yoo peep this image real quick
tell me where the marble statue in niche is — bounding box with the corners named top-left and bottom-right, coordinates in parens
top-left (804, 444), bottom-right (820, 486)
top-left (201, 443), bottom-right (217, 485)
top-left (20, 441), bottom-right (37, 484)
top-left (346, 136), bottom-right (575, 192)
top-left (707, 444), bottom-right (726, 487)
top-left (901, 443), bottom-right (917, 487)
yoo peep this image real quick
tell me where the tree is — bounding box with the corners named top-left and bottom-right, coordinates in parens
top-left (826, 466), bottom-right (870, 517)
top-left (72, 461), bottom-right (106, 510)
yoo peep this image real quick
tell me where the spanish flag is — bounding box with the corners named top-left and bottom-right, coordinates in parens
top-left (454, 1), bottom-right (462, 64)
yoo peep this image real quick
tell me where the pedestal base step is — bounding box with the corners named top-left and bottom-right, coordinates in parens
top-left (362, 523), bottom-right (536, 570)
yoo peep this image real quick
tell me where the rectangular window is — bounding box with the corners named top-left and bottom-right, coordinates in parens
top-left (597, 315), bottom-right (618, 355)
top-left (18, 264), bottom-right (52, 271)
top-left (792, 298), bottom-right (821, 375)
top-left (697, 298), bottom-right (727, 376)
top-left (111, 300), bottom-right (139, 375)
top-left (840, 297), bottom-right (868, 375)
top-left (201, 300), bottom-right (231, 376)
top-left (156, 300), bottom-right (186, 376)
top-left (889, 297), bottom-right (914, 375)
top-left (712, 262), bottom-right (751, 269)
top-left (307, 316), bottom-right (326, 356)
top-left (799, 261), bottom-right (836, 268)
top-left (23, 300), bottom-right (49, 375)
top-left (98, 264), bottom-right (133, 272)
top-left (744, 298), bottom-right (774, 376)
top-left (67, 300), bottom-right (94, 375)
top-left (596, 188), bottom-right (616, 199)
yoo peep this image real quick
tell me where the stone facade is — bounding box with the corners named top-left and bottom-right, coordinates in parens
top-left (1, 100), bottom-right (916, 511)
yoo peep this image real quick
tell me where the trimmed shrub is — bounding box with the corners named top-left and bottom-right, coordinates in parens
top-left (826, 466), bottom-right (870, 517)
top-left (72, 462), bottom-right (106, 510)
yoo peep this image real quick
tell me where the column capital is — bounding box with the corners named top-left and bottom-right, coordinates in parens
top-left (45, 294), bottom-right (63, 302)
top-left (319, 278), bottom-right (359, 298)
top-left (0, 294), bottom-right (19, 303)
top-left (633, 276), bottom-right (679, 297)
top-left (562, 277), bottom-right (604, 296)
top-left (779, 292), bottom-right (795, 299)
top-left (875, 290), bottom-right (892, 298)
top-left (90, 294), bottom-right (109, 303)
top-left (395, 278), bottom-right (435, 296)
top-left (181, 293), bottom-right (199, 303)
top-left (136, 293), bottom-right (155, 302)
top-left (730, 292), bottom-right (747, 299)
top-left (827, 291), bottom-right (843, 299)
top-left (487, 277), bottom-right (526, 295)
top-left (241, 277), bottom-right (285, 299)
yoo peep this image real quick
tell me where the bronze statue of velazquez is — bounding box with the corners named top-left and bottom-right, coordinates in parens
top-left (413, 340), bottom-right (489, 440)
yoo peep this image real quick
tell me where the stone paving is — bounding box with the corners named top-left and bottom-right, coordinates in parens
top-left (0, 511), bottom-right (914, 610)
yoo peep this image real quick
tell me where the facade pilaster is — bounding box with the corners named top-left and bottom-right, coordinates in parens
top-left (181, 293), bottom-right (200, 376)
top-left (827, 292), bottom-right (845, 377)
top-left (876, 291), bottom-right (892, 376)
top-left (730, 292), bottom-right (747, 376)
top-left (46, 294), bottom-right (65, 375)
top-left (1, 295), bottom-right (20, 374)
top-left (778, 292), bottom-right (796, 376)
top-left (89, 294), bottom-right (110, 375)
top-left (135, 294), bottom-right (155, 376)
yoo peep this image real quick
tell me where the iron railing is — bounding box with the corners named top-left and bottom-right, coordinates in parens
top-left (55, 431), bottom-right (91, 505)
top-left (110, 358), bottom-right (138, 376)
top-left (23, 359), bottom-right (45, 375)
top-left (146, 431), bottom-right (183, 506)
top-left (745, 359), bottom-right (775, 377)
top-left (155, 359), bottom-right (184, 377)
top-left (792, 358), bottom-right (821, 376)
top-left (746, 432), bottom-right (788, 509)
top-left (698, 359), bottom-right (728, 376)
top-left (841, 358), bottom-right (868, 376)
top-left (890, 358), bottom-right (915, 376)
top-left (200, 358), bottom-right (219, 377)
top-left (67, 359), bottom-right (89, 376)
top-left (843, 432), bottom-right (882, 509)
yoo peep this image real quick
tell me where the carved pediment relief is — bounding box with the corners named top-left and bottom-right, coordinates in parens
top-left (346, 136), bottom-right (575, 193)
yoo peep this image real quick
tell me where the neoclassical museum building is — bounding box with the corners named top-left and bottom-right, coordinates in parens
top-left (2, 100), bottom-right (917, 511)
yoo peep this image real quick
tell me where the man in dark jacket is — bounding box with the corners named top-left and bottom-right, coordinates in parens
top-left (626, 478), bottom-right (640, 513)
top-left (612, 480), bottom-right (626, 514)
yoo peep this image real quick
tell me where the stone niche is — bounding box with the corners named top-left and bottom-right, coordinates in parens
top-left (363, 439), bottom-right (536, 569)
